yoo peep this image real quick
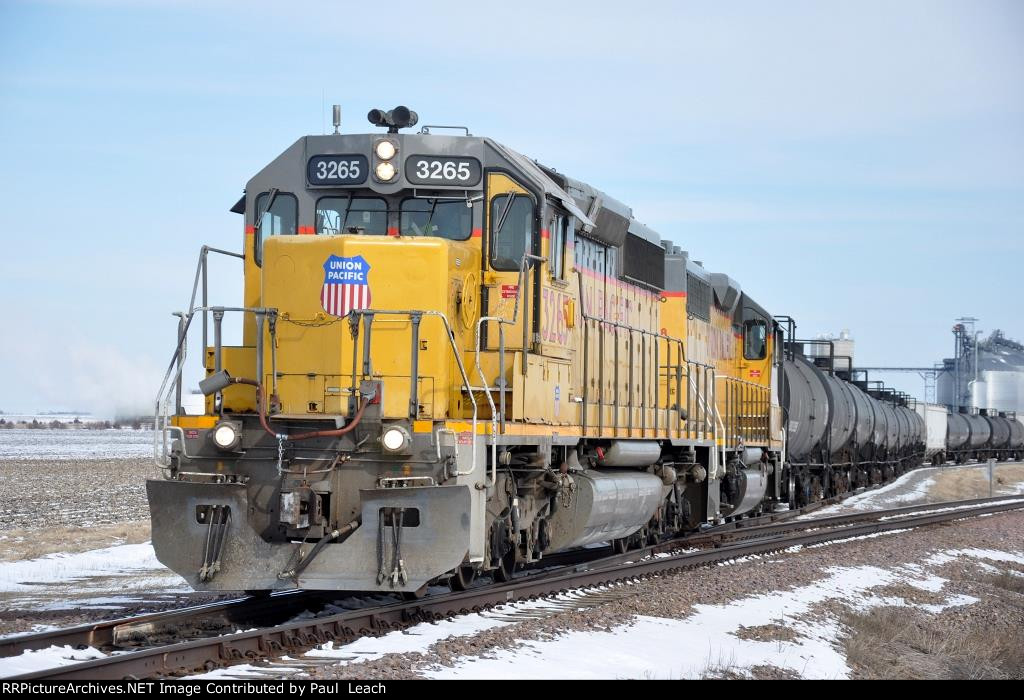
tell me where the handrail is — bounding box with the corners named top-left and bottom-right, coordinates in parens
top-left (153, 305), bottom-right (273, 469)
top-left (350, 309), bottom-right (480, 481)
top-left (573, 268), bottom-right (716, 439)
top-left (185, 246), bottom-right (246, 352)
top-left (715, 374), bottom-right (771, 447)
top-left (157, 246), bottom-right (245, 425)
top-left (474, 253), bottom-right (545, 485)
top-left (717, 374), bottom-right (772, 391)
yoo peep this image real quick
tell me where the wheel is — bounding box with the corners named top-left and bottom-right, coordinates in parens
top-left (811, 476), bottom-right (823, 503)
top-left (492, 547), bottom-right (517, 583)
top-left (612, 537), bottom-right (629, 555)
top-left (448, 565), bottom-right (477, 592)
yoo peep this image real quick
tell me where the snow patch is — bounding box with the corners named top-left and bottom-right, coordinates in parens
top-left (0, 543), bottom-right (175, 593)
top-left (0, 645), bottom-right (107, 678)
top-left (420, 546), bottom-right (1024, 680)
top-left (806, 470), bottom-right (938, 518)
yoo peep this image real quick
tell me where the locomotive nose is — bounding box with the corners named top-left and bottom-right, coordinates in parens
top-left (259, 234), bottom-right (473, 420)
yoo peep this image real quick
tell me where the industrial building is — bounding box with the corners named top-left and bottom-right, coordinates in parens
top-left (938, 323), bottom-right (1024, 415)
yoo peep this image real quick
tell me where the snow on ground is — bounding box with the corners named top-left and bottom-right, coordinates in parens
top-left (183, 590), bottom-right (616, 679)
top-left (0, 541), bottom-right (189, 610)
top-left (0, 429), bottom-right (155, 459)
top-left (0, 542), bottom-right (189, 677)
top-left (808, 462), bottom-right (1024, 518)
top-left (420, 548), bottom-right (1024, 680)
top-left (877, 498), bottom-right (1024, 521)
top-left (0, 645), bottom-right (108, 677)
top-left (180, 547), bottom-right (1024, 681)
top-left (805, 470), bottom-right (938, 517)
top-left (9, 544), bottom-right (1024, 680)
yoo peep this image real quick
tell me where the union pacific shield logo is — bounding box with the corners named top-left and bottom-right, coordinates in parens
top-left (321, 255), bottom-right (372, 318)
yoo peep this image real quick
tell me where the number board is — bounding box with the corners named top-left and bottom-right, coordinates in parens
top-left (405, 156), bottom-right (482, 187)
top-left (307, 155), bottom-right (369, 186)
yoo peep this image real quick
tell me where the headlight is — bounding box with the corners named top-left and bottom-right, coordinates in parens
top-left (211, 421), bottom-right (242, 451)
top-left (381, 426), bottom-right (410, 453)
top-left (375, 161), bottom-right (397, 181)
top-left (374, 140), bottom-right (397, 160)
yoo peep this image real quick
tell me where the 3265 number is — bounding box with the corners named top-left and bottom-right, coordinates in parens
top-left (307, 155), bottom-right (369, 185)
top-left (415, 160), bottom-right (471, 181)
top-left (406, 156), bottom-right (481, 186)
top-left (317, 159), bottom-right (361, 180)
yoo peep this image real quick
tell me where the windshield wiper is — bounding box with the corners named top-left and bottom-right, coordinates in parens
top-left (253, 187), bottom-right (279, 237)
top-left (493, 193), bottom-right (519, 239)
top-left (421, 198), bottom-right (440, 237)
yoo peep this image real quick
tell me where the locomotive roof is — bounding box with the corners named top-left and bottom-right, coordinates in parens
top-left (242, 131), bottom-right (672, 250)
top-left (239, 129), bottom-right (774, 325)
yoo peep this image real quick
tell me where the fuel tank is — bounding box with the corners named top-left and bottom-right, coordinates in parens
top-left (722, 465), bottom-right (771, 519)
top-left (946, 413), bottom-right (971, 450)
top-left (546, 470), bottom-right (665, 551)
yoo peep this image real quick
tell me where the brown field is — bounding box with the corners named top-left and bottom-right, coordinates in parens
top-left (0, 520), bottom-right (151, 562)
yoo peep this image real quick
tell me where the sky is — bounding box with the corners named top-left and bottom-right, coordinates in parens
top-left (0, 0), bottom-right (1022, 415)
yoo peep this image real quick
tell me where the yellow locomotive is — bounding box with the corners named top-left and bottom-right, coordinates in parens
top-left (150, 106), bottom-right (790, 594)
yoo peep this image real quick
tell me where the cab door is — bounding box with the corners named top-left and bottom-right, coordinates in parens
top-left (483, 172), bottom-right (537, 352)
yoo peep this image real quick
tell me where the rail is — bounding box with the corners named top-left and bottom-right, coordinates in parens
top-left (9, 495), bottom-right (1022, 680)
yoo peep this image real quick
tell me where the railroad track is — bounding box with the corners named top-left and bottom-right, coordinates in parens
top-left (686, 494), bottom-right (1024, 546)
top-left (4, 494), bottom-right (1022, 681)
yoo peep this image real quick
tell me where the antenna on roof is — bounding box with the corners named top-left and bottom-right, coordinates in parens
top-left (332, 105), bottom-right (342, 135)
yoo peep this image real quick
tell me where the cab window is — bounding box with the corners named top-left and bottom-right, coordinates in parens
top-left (400, 198), bottom-right (476, 240)
top-left (550, 213), bottom-right (568, 280)
top-left (490, 194), bottom-right (535, 271)
top-left (316, 196), bottom-right (387, 235)
top-left (744, 320), bottom-right (767, 360)
top-left (254, 192), bottom-right (297, 265)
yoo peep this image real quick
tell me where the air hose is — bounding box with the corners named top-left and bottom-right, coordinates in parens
top-left (278, 519), bottom-right (360, 580)
top-left (256, 384), bottom-right (371, 442)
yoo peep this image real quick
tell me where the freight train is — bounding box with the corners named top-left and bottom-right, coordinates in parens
top-left (149, 107), bottom-right (1021, 595)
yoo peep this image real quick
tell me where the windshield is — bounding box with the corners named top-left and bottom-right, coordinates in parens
top-left (316, 196), bottom-right (387, 235)
top-left (400, 198), bottom-right (476, 240)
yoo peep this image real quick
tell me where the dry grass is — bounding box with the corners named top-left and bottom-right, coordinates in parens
top-left (988, 570), bottom-right (1024, 595)
top-left (929, 464), bottom-right (1024, 502)
top-left (0, 520), bottom-right (151, 561)
top-left (842, 602), bottom-right (1024, 679)
top-left (698, 661), bottom-right (801, 680)
top-left (733, 623), bottom-right (800, 643)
